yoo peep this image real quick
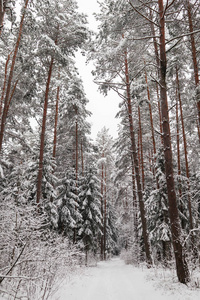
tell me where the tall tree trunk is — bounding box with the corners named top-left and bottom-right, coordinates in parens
top-left (158, 0), bottom-right (189, 283)
top-left (144, 65), bottom-right (157, 156)
top-left (138, 106), bottom-right (145, 190)
top-left (131, 155), bottom-right (138, 242)
top-left (73, 107), bottom-right (79, 244)
top-left (124, 52), bottom-right (152, 265)
top-left (186, 0), bottom-right (200, 137)
top-left (0, 0), bottom-right (29, 152)
top-left (75, 116), bottom-right (78, 183)
top-left (103, 168), bottom-right (107, 260)
top-left (150, 11), bottom-right (163, 145)
top-left (5, 79), bottom-right (19, 117)
top-left (81, 140), bottom-right (84, 175)
top-left (175, 85), bottom-right (183, 223)
top-left (101, 160), bottom-right (104, 260)
top-left (50, 70), bottom-right (60, 204)
top-left (37, 56), bottom-right (54, 205)
top-left (176, 67), bottom-right (196, 250)
top-left (53, 70), bottom-right (60, 159)
top-left (144, 65), bottom-right (160, 188)
top-left (0, 53), bottom-right (10, 119)
top-left (0, 0), bottom-right (7, 35)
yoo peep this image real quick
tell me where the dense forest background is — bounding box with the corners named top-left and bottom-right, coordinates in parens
top-left (0, 0), bottom-right (200, 299)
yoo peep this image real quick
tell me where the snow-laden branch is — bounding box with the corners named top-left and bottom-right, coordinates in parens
top-left (128, 0), bottom-right (159, 27)
top-left (166, 29), bottom-right (200, 44)
top-left (0, 242), bottom-right (26, 284)
top-left (183, 227), bottom-right (200, 246)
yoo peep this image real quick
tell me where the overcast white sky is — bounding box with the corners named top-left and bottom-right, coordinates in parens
top-left (75, 0), bottom-right (120, 140)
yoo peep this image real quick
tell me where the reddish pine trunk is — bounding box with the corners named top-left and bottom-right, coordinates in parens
top-left (124, 53), bottom-right (152, 265)
top-left (37, 56), bottom-right (54, 205)
top-left (0, 0), bottom-right (29, 152)
top-left (0, 53), bottom-right (10, 119)
top-left (187, 0), bottom-right (200, 136)
top-left (158, 0), bottom-right (189, 283)
top-left (6, 79), bottom-right (19, 116)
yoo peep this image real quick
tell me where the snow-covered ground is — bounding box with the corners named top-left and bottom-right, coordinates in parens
top-left (50, 257), bottom-right (200, 300)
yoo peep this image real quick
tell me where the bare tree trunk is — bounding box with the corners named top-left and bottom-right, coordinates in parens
top-left (131, 155), bottom-right (138, 242)
top-left (103, 168), bottom-right (107, 260)
top-left (144, 65), bottom-right (159, 188)
top-left (124, 52), bottom-right (152, 265)
top-left (73, 108), bottom-right (79, 244)
top-left (101, 161), bottom-right (104, 260)
top-left (0, 0), bottom-right (7, 35)
top-left (52, 70), bottom-right (60, 159)
top-left (158, 0), bottom-right (189, 283)
top-left (75, 121), bottom-right (78, 180)
top-left (0, 53), bottom-right (10, 119)
top-left (138, 106), bottom-right (145, 190)
top-left (5, 79), bottom-right (19, 117)
top-left (186, 0), bottom-right (200, 137)
top-left (176, 67), bottom-right (196, 251)
top-left (144, 66), bottom-right (157, 156)
top-left (150, 11), bottom-right (163, 145)
top-left (0, 0), bottom-right (29, 152)
top-left (81, 140), bottom-right (84, 176)
top-left (175, 85), bottom-right (183, 223)
top-left (37, 56), bottom-right (54, 205)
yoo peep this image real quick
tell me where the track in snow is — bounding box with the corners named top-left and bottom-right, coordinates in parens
top-left (51, 258), bottom-right (198, 300)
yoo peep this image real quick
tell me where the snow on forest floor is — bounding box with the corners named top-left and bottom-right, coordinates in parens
top-left (50, 257), bottom-right (200, 300)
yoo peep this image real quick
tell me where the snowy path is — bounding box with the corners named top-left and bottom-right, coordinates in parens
top-left (51, 258), bottom-right (199, 300)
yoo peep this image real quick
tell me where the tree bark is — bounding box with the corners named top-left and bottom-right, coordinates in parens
top-left (101, 159), bottom-right (104, 260)
top-left (186, 0), bottom-right (200, 136)
top-left (37, 56), bottom-right (54, 205)
top-left (124, 52), bottom-right (152, 265)
top-left (0, 53), bottom-right (10, 120)
top-left (73, 107), bottom-right (79, 244)
top-left (138, 106), bottom-right (145, 190)
top-left (176, 67), bottom-right (196, 252)
top-left (144, 65), bottom-right (160, 188)
top-left (103, 168), bottom-right (107, 260)
top-left (5, 79), bottom-right (19, 117)
top-left (175, 85), bottom-right (183, 214)
top-left (158, 0), bottom-right (189, 283)
top-left (150, 10), bottom-right (163, 145)
top-left (144, 66), bottom-right (157, 157)
top-left (81, 140), bottom-right (84, 175)
top-left (52, 70), bottom-right (60, 159)
top-left (0, 0), bottom-right (29, 152)
top-left (131, 155), bottom-right (138, 242)
top-left (0, 0), bottom-right (7, 35)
